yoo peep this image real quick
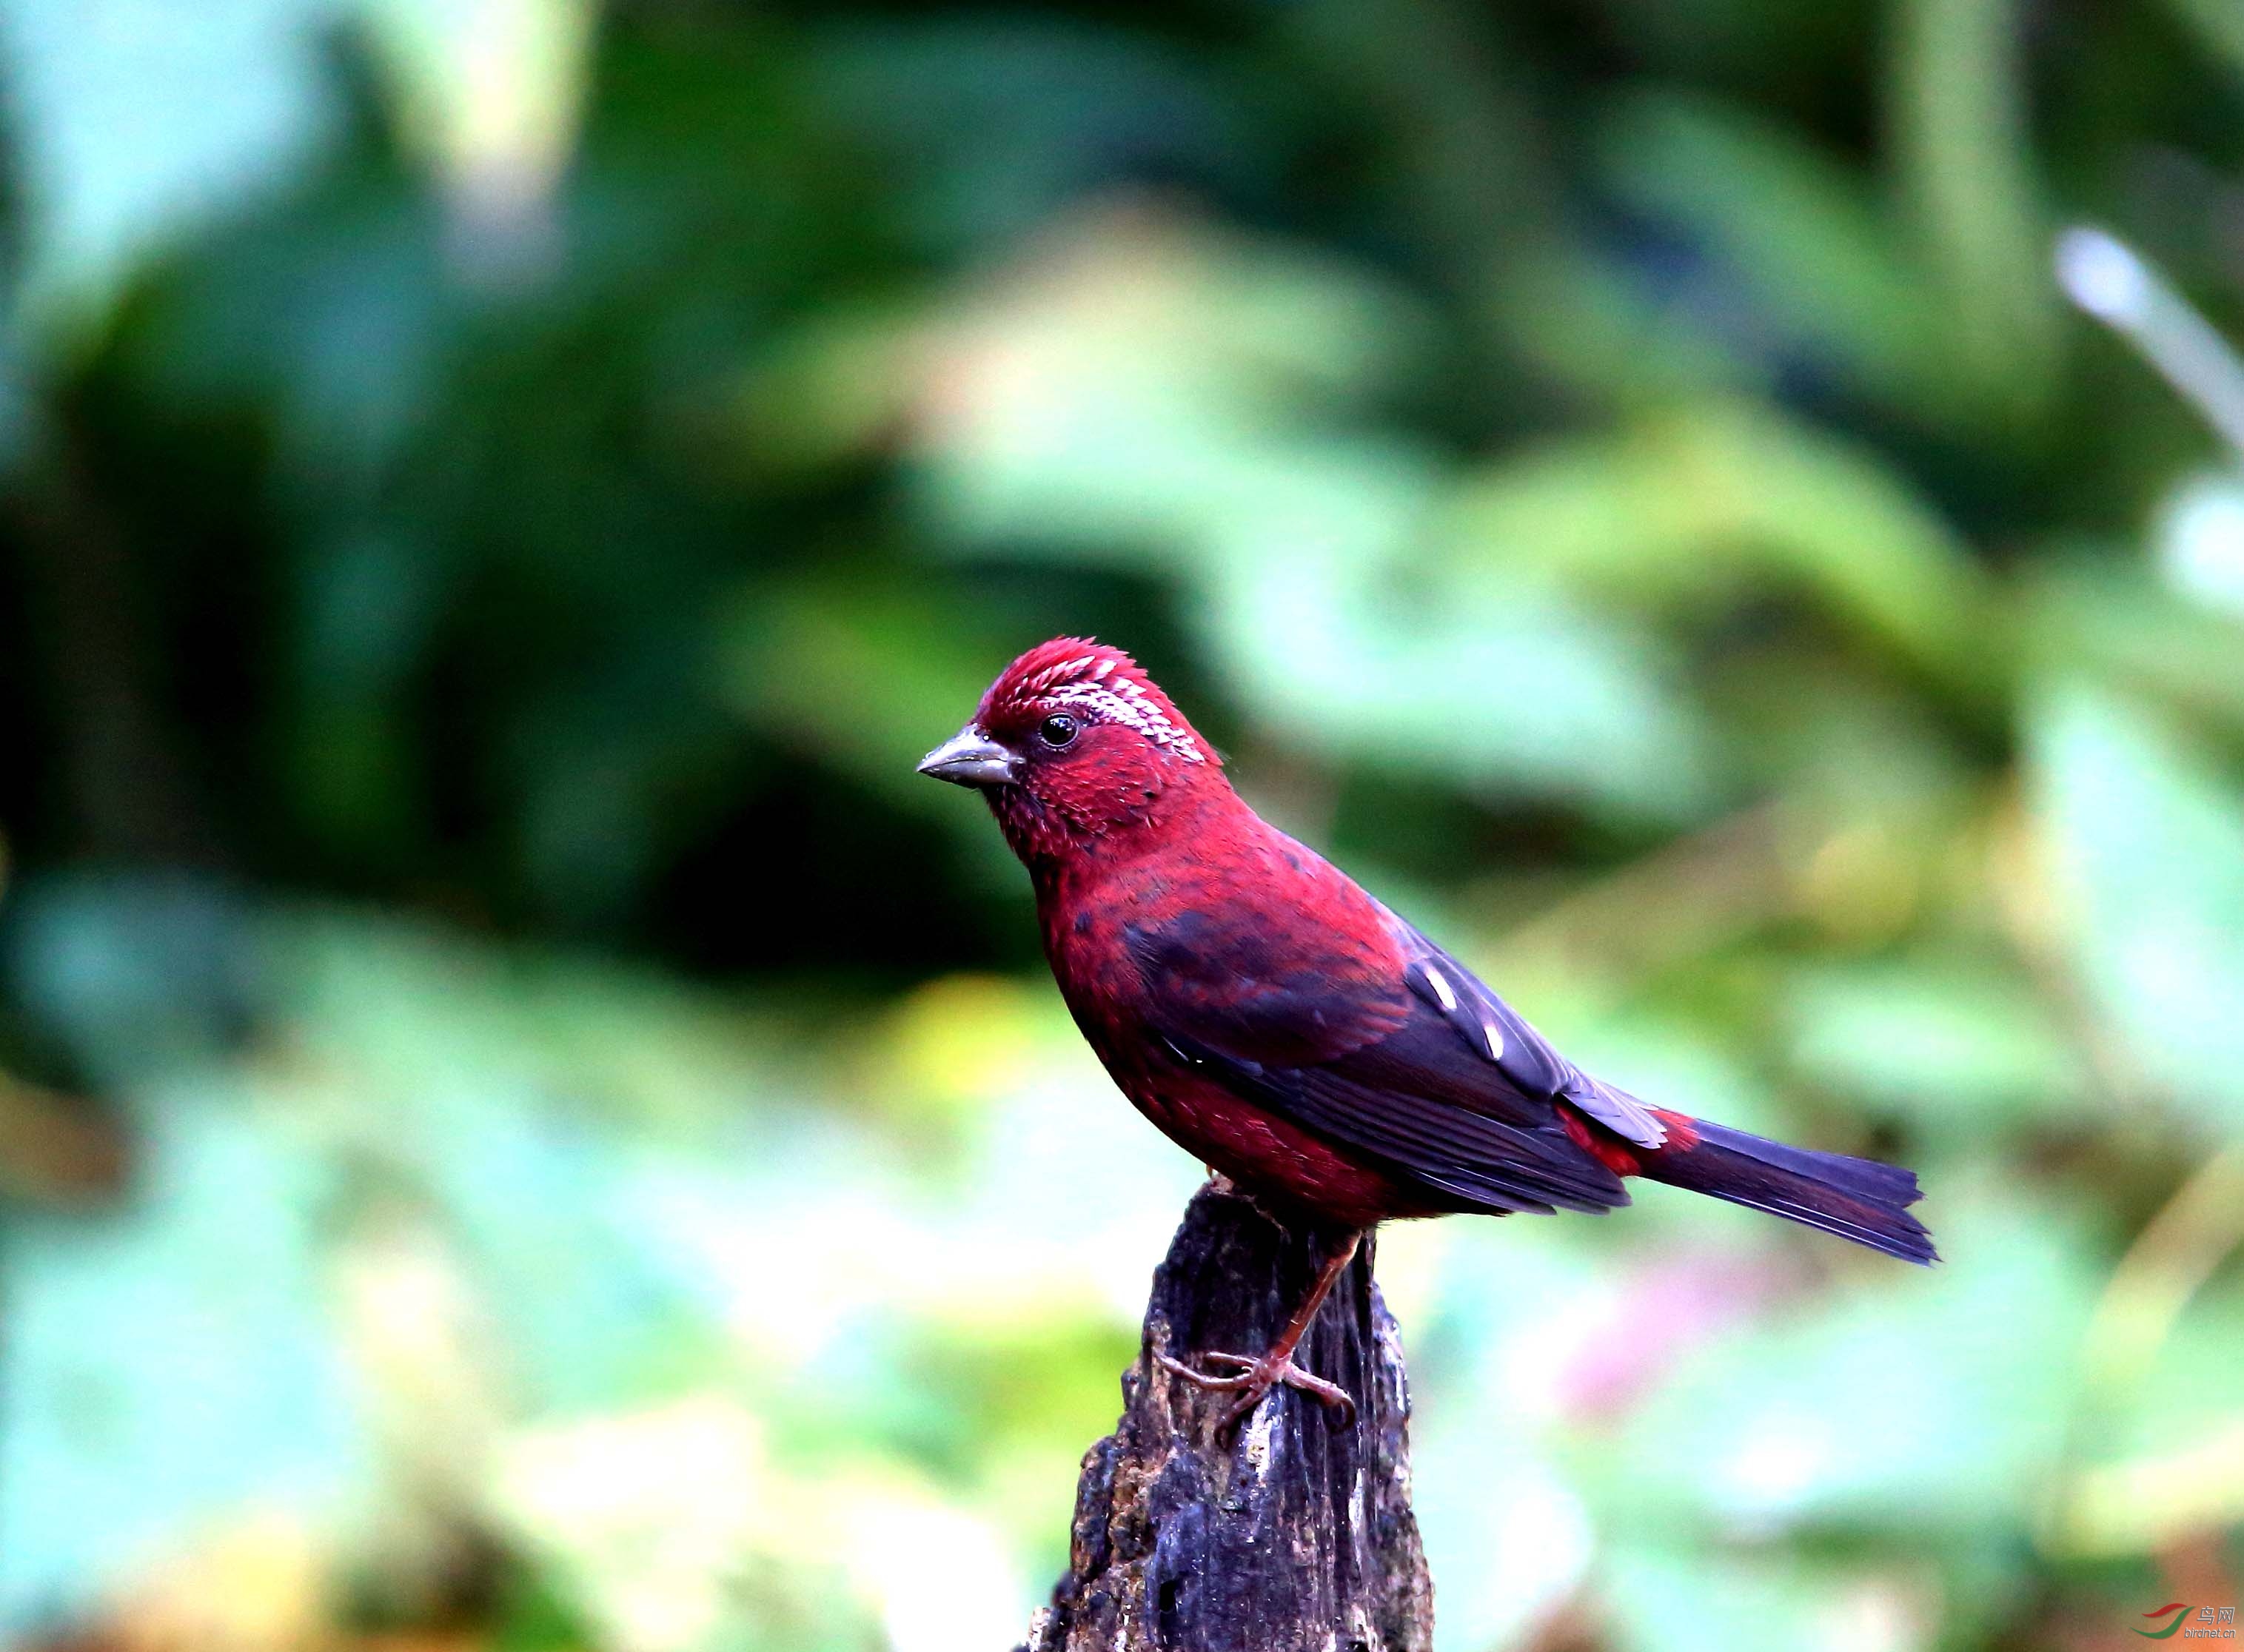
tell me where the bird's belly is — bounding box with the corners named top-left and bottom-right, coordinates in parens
top-left (1129, 1070), bottom-right (1435, 1230)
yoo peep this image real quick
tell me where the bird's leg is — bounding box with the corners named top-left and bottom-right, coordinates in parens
top-left (1155, 1229), bottom-right (1363, 1434)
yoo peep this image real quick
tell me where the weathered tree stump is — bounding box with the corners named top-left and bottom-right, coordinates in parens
top-left (1019, 1180), bottom-right (1433, 1652)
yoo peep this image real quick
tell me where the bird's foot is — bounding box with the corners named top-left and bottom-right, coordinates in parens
top-left (1153, 1347), bottom-right (1356, 1434)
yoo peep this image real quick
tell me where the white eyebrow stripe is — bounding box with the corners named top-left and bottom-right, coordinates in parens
top-left (1045, 679), bottom-right (1207, 762)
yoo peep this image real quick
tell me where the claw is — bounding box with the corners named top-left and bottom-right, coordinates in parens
top-left (1148, 1229), bottom-right (1367, 1437)
top-left (1153, 1348), bottom-right (1358, 1434)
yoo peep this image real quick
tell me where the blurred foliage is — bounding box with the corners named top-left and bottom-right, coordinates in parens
top-left (1, 1), bottom-right (2243, 1649)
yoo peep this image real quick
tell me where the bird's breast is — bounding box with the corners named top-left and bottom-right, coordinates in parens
top-left (1031, 839), bottom-right (1431, 1225)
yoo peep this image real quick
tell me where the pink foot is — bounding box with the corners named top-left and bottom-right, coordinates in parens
top-left (1154, 1347), bottom-right (1357, 1434)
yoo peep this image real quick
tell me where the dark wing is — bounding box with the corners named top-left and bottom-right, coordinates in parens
top-left (1119, 904), bottom-right (1405, 1069)
top-left (1162, 1029), bottom-right (1632, 1215)
top-left (1387, 920), bottom-right (1669, 1151)
top-left (1122, 890), bottom-right (1640, 1218)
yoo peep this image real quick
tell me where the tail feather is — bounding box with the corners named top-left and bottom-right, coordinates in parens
top-left (1638, 1115), bottom-right (1937, 1265)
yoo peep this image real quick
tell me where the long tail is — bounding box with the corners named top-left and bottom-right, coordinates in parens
top-left (1633, 1109), bottom-right (1937, 1264)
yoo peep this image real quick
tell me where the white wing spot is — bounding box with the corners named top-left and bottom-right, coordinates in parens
top-left (1421, 964), bottom-right (1457, 1012)
top-left (1483, 1021), bottom-right (1505, 1061)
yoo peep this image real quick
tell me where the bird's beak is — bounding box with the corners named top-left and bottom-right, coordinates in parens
top-left (917, 725), bottom-right (1019, 788)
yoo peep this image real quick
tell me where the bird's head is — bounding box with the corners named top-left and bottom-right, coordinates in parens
top-left (919, 637), bottom-right (1224, 864)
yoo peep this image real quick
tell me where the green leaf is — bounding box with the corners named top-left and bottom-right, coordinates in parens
top-left (0, 0), bottom-right (342, 331)
top-left (2027, 683), bottom-right (2244, 1134)
top-left (1601, 1183), bottom-right (2100, 1531)
top-left (2026, 560), bottom-right (2244, 742)
top-left (1784, 956), bottom-right (2084, 1132)
top-left (1889, 0), bottom-right (2059, 422)
top-left (1444, 400), bottom-right (2003, 698)
top-left (1587, 90), bottom-right (1953, 417)
top-left (0, 1086), bottom-right (355, 1626)
top-left (2159, 0), bottom-right (2244, 89)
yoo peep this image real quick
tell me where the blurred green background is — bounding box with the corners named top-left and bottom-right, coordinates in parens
top-left (1, 1), bottom-right (2243, 1648)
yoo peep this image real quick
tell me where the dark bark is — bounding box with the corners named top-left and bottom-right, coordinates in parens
top-left (1021, 1181), bottom-right (1433, 1652)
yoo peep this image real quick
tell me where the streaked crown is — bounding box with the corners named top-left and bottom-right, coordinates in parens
top-left (978, 638), bottom-right (1218, 767)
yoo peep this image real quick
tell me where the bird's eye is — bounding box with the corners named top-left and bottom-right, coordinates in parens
top-left (1038, 713), bottom-right (1079, 748)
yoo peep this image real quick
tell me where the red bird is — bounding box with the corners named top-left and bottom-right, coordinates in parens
top-left (920, 638), bottom-right (1934, 1428)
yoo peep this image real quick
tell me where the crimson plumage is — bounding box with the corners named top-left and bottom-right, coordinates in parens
top-left (921, 637), bottom-right (1934, 1423)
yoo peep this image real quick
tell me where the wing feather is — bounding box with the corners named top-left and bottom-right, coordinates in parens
top-left (1393, 921), bottom-right (1668, 1149)
top-left (1115, 860), bottom-right (1649, 1219)
top-left (1162, 1032), bottom-right (1629, 1215)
